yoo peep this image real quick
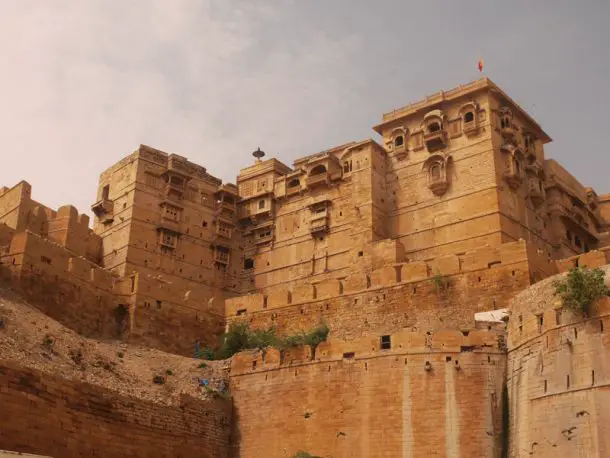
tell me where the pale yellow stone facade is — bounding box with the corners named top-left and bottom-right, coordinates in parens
top-left (1, 77), bottom-right (610, 457)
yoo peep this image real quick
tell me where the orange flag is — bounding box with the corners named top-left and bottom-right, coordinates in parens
top-left (478, 59), bottom-right (484, 72)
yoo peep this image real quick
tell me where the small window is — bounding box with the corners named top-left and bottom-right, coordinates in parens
top-left (237, 309), bottom-right (247, 316)
top-left (343, 160), bottom-right (353, 173)
top-left (258, 200), bottom-right (265, 210)
top-left (430, 164), bottom-right (442, 180)
top-left (102, 184), bottom-right (110, 200)
top-left (575, 236), bottom-right (582, 249)
top-left (287, 178), bottom-right (300, 188)
top-left (380, 335), bottom-right (391, 350)
top-left (202, 220), bottom-right (208, 228)
top-left (464, 111), bottom-right (474, 123)
top-left (394, 135), bottom-right (404, 147)
top-left (244, 258), bottom-right (254, 270)
top-left (342, 352), bottom-right (355, 359)
top-left (156, 300), bottom-right (162, 309)
top-left (428, 122), bottom-right (441, 133)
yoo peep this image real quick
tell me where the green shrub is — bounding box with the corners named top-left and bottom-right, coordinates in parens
top-left (198, 362), bottom-right (208, 369)
top-left (165, 369), bottom-right (173, 376)
top-left (553, 266), bottom-right (609, 316)
top-left (292, 452), bottom-right (321, 458)
top-left (432, 272), bottom-right (450, 293)
top-left (213, 321), bottom-right (330, 360)
top-left (42, 334), bottom-right (54, 350)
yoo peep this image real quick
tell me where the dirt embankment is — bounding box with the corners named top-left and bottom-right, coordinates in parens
top-left (0, 287), bottom-right (230, 405)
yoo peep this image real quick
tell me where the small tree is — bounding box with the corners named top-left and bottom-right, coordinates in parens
top-left (553, 266), bottom-right (609, 316)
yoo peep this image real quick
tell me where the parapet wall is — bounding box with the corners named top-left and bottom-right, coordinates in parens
top-left (227, 240), bottom-right (532, 316)
top-left (0, 231), bottom-right (119, 338)
top-left (0, 181), bottom-right (102, 263)
top-left (226, 240), bottom-right (533, 337)
top-left (506, 266), bottom-right (610, 457)
top-left (0, 362), bottom-right (231, 458)
top-left (229, 329), bottom-right (506, 458)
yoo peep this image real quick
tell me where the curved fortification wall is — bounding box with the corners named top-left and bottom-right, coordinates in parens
top-left (0, 362), bottom-right (231, 458)
top-left (507, 264), bottom-right (610, 457)
top-left (230, 329), bottom-right (506, 458)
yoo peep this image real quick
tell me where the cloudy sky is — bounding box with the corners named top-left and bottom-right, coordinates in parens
top-left (1, 0), bottom-right (608, 215)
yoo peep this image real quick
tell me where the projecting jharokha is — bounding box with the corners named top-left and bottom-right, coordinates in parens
top-left (1, 77), bottom-right (610, 457)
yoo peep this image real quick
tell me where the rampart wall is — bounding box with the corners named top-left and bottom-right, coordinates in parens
top-left (226, 240), bottom-right (534, 336)
top-left (0, 231), bottom-right (119, 338)
top-left (506, 265), bottom-right (610, 457)
top-left (0, 362), bottom-right (231, 458)
top-left (229, 329), bottom-right (506, 458)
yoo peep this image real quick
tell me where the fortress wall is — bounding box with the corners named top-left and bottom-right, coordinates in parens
top-left (127, 274), bottom-right (227, 355)
top-left (0, 362), bottom-right (231, 458)
top-left (0, 231), bottom-right (119, 338)
top-left (506, 266), bottom-right (610, 457)
top-left (229, 330), bottom-right (506, 458)
top-left (225, 240), bottom-right (534, 336)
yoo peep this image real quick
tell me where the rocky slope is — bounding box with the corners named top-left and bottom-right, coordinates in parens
top-left (0, 286), bottom-right (229, 406)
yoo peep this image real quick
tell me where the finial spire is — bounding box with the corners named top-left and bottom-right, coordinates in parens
top-left (252, 147), bottom-right (265, 162)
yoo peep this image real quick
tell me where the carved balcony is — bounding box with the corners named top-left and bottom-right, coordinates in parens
top-left (428, 178), bottom-right (449, 196)
top-left (462, 120), bottom-right (479, 136)
top-left (306, 172), bottom-right (330, 188)
top-left (91, 199), bottom-right (114, 223)
top-left (310, 214), bottom-right (329, 234)
top-left (504, 170), bottom-right (523, 190)
top-left (215, 200), bottom-right (236, 213)
top-left (214, 250), bottom-right (230, 264)
top-left (215, 224), bottom-right (232, 239)
top-left (254, 233), bottom-right (274, 245)
top-left (424, 130), bottom-right (448, 152)
top-left (286, 184), bottom-right (302, 197)
top-left (500, 125), bottom-right (516, 139)
top-left (527, 180), bottom-right (545, 207)
top-left (164, 182), bottom-right (184, 200)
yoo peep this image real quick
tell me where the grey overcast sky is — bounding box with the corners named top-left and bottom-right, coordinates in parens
top-left (1, 0), bottom-right (608, 216)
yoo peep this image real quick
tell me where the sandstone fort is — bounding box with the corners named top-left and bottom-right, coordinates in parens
top-left (1, 77), bottom-right (610, 457)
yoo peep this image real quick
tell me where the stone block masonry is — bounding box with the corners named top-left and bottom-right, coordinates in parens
top-left (230, 329), bottom-right (506, 458)
top-left (0, 362), bottom-right (231, 458)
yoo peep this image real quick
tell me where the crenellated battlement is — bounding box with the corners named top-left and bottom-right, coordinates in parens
top-left (226, 240), bottom-right (533, 317)
top-left (230, 327), bottom-right (504, 376)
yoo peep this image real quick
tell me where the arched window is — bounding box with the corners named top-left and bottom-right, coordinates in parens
top-left (501, 117), bottom-right (510, 129)
top-left (343, 160), bottom-right (352, 173)
top-left (464, 112), bottom-right (474, 123)
top-left (258, 199), bottom-right (265, 209)
top-left (310, 164), bottom-right (327, 176)
top-left (394, 135), bottom-right (404, 147)
top-left (428, 122), bottom-right (441, 133)
top-left (430, 164), bottom-right (442, 180)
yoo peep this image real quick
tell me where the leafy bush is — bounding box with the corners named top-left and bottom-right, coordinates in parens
top-left (292, 452), bottom-right (321, 458)
top-left (152, 375), bottom-right (166, 385)
top-left (213, 321), bottom-right (330, 360)
top-left (42, 334), bottom-right (54, 350)
top-left (553, 266), bottom-right (610, 315)
top-left (165, 369), bottom-right (173, 376)
top-left (198, 362), bottom-right (208, 369)
top-left (431, 272), bottom-right (450, 293)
